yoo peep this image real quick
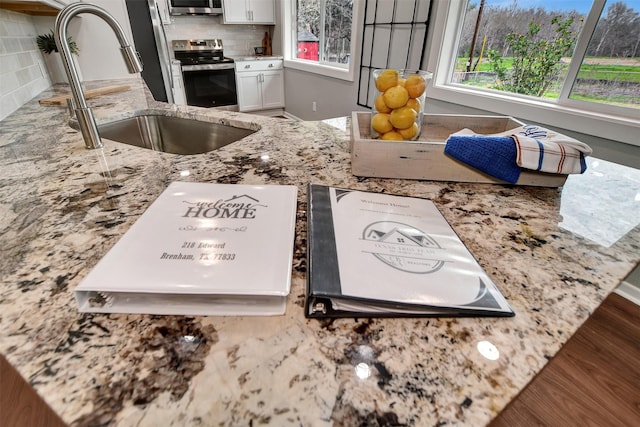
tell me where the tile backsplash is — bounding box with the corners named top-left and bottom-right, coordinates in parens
top-left (0, 9), bottom-right (51, 121)
top-left (165, 15), bottom-right (271, 57)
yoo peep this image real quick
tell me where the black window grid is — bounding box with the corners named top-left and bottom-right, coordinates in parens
top-left (357, 0), bottom-right (432, 109)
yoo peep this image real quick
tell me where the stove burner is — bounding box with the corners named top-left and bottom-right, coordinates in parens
top-left (172, 39), bottom-right (234, 66)
top-left (174, 53), bottom-right (234, 65)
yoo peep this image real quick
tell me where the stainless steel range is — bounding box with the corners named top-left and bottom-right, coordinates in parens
top-left (172, 39), bottom-right (237, 108)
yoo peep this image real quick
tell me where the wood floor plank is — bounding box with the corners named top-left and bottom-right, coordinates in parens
top-left (490, 293), bottom-right (640, 427)
top-left (0, 354), bottom-right (67, 427)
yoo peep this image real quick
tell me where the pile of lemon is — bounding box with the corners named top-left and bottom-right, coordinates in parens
top-left (371, 69), bottom-right (426, 141)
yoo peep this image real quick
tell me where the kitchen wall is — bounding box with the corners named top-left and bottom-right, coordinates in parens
top-left (0, 9), bottom-right (51, 121)
top-left (69, 0), bottom-right (137, 81)
top-left (164, 14), bottom-right (272, 59)
top-left (53, 0), bottom-right (273, 77)
top-left (284, 68), bottom-right (366, 120)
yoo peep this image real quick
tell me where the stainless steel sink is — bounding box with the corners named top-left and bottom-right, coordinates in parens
top-left (83, 113), bottom-right (256, 155)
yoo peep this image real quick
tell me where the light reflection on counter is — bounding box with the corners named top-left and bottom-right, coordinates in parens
top-left (352, 345), bottom-right (375, 380)
top-left (322, 117), bottom-right (348, 132)
top-left (477, 340), bottom-right (500, 361)
top-left (559, 157), bottom-right (640, 247)
top-left (355, 362), bottom-right (372, 379)
top-left (181, 335), bottom-right (196, 343)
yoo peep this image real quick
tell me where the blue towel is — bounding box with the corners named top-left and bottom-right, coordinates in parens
top-left (444, 135), bottom-right (521, 184)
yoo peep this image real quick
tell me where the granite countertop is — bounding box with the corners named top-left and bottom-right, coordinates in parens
top-left (1, 77), bottom-right (639, 426)
top-left (232, 55), bottom-right (284, 61)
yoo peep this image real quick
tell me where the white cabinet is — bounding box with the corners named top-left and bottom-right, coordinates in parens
top-left (235, 59), bottom-right (284, 112)
top-left (223, 0), bottom-right (275, 24)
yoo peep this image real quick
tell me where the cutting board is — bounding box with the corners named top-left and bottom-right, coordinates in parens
top-left (39, 85), bottom-right (131, 106)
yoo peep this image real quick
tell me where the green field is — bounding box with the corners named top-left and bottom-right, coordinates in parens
top-left (456, 57), bottom-right (640, 84)
top-left (455, 57), bottom-right (640, 107)
top-left (576, 64), bottom-right (640, 83)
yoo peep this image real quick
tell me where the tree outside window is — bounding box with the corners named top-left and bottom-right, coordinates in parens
top-left (296, 0), bottom-right (353, 65)
top-left (571, 1), bottom-right (640, 107)
top-left (455, 0), bottom-right (640, 110)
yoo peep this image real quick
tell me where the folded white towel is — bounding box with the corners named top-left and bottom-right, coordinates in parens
top-left (511, 125), bottom-right (592, 175)
top-left (452, 125), bottom-right (592, 175)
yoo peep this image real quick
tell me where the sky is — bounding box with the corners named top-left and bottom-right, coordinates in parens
top-left (487, 0), bottom-right (640, 14)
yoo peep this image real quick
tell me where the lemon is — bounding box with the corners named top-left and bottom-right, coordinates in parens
top-left (405, 74), bottom-right (426, 98)
top-left (371, 113), bottom-right (393, 134)
top-left (375, 69), bottom-right (398, 92)
top-left (381, 131), bottom-right (404, 141)
top-left (398, 122), bottom-right (419, 140)
top-left (374, 94), bottom-right (391, 113)
top-left (406, 98), bottom-right (421, 113)
top-left (389, 106), bottom-right (417, 130)
top-left (383, 85), bottom-right (409, 109)
top-left (397, 77), bottom-right (406, 87)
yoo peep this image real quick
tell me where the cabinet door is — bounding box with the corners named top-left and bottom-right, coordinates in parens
top-left (236, 71), bottom-right (263, 112)
top-left (260, 70), bottom-right (284, 110)
top-left (248, 0), bottom-right (275, 24)
top-left (222, 0), bottom-right (249, 24)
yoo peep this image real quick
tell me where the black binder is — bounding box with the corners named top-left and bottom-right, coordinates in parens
top-left (305, 184), bottom-right (515, 318)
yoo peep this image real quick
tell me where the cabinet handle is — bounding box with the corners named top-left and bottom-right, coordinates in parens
top-left (268, 63), bottom-right (274, 68)
top-left (250, 10), bottom-right (253, 21)
top-left (244, 64), bottom-right (251, 69)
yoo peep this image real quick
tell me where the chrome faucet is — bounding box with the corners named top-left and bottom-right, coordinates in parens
top-left (54, 2), bottom-right (143, 149)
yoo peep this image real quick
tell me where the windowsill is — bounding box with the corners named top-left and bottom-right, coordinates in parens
top-left (427, 83), bottom-right (640, 147)
top-left (284, 59), bottom-right (354, 82)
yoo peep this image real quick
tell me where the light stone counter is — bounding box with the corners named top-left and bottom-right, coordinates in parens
top-left (232, 55), bottom-right (284, 61)
top-left (1, 77), bottom-right (639, 426)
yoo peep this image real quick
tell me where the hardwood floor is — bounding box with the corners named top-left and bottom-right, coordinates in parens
top-left (0, 354), bottom-right (66, 427)
top-left (490, 292), bottom-right (640, 427)
top-left (2, 293), bottom-right (638, 427)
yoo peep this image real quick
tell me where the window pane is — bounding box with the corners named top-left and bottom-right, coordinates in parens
top-left (297, 0), bottom-right (320, 61)
top-left (296, 0), bottom-right (352, 65)
top-left (322, 0), bottom-right (353, 64)
top-left (569, 1), bottom-right (640, 109)
top-left (454, 0), bottom-right (589, 99)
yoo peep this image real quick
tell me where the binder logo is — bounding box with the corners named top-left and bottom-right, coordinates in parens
top-left (363, 221), bottom-right (446, 274)
top-left (182, 194), bottom-right (267, 219)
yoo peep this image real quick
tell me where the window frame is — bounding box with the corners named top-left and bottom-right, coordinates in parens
top-left (425, 0), bottom-right (639, 147)
top-left (282, 0), bottom-right (363, 82)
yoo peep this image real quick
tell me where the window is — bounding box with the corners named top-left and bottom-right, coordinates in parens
top-left (296, 0), bottom-right (352, 65)
top-left (283, 0), bottom-right (362, 81)
top-left (357, 0), bottom-right (431, 108)
top-left (568, 1), bottom-right (640, 109)
top-left (426, 0), bottom-right (639, 146)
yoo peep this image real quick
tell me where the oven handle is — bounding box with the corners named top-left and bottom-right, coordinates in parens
top-left (181, 63), bottom-right (235, 71)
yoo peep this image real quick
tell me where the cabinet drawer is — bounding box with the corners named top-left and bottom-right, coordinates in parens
top-left (235, 60), bottom-right (283, 72)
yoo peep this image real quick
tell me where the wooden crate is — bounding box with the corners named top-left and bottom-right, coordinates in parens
top-left (350, 111), bottom-right (568, 187)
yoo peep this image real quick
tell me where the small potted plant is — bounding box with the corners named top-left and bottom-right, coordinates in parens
top-left (37, 30), bottom-right (80, 84)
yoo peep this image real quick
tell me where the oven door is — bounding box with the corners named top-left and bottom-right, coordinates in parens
top-left (181, 64), bottom-right (237, 108)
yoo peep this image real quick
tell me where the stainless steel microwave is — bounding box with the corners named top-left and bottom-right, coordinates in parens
top-left (169, 0), bottom-right (222, 15)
